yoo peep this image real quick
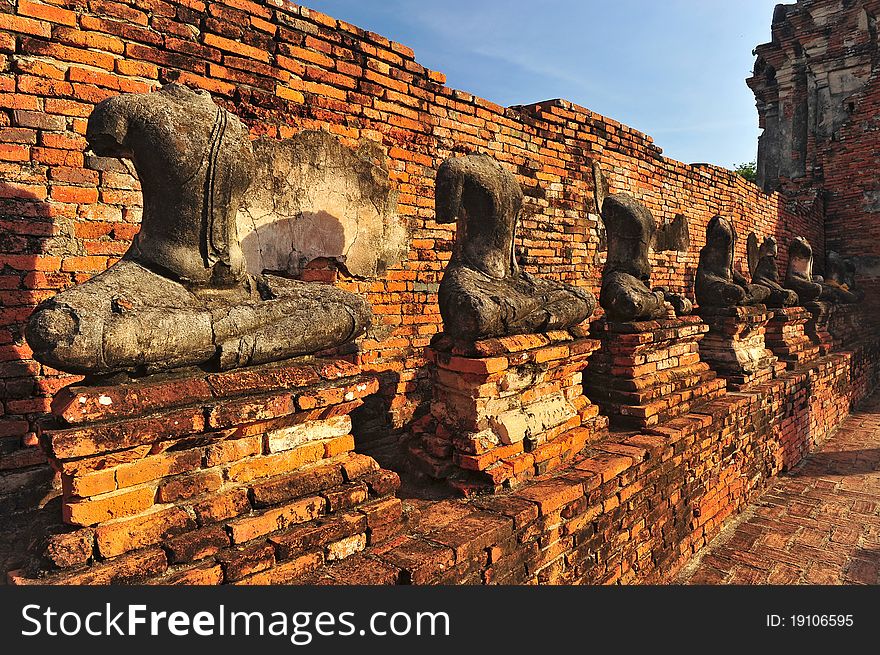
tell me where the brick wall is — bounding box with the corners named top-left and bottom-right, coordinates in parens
top-left (10, 341), bottom-right (880, 584)
top-left (749, 0), bottom-right (880, 301)
top-left (0, 0), bottom-right (834, 518)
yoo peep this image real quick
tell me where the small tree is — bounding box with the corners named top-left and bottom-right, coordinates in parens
top-left (734, 160), bottom-right (757, 183)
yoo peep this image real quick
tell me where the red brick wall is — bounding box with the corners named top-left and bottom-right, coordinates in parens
top-left (749, 0), bottom-right (880, 300)
top-left (0, 1), bottom-right (818, 512)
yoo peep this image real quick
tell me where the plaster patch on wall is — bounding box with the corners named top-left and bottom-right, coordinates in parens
top-left (237, 131), bottom-right (407, 279)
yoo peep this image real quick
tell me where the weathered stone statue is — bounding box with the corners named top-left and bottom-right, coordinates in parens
top-left (824, 250), bottom-right (862, 303)
top-left (436, 153), bottom-right (596, 340)
top-left (783, 236), bottom-right (855, 304)
top-left (784, 237), bottom-right (824, 303)
top-left (696, 215), bottom-right (770, 307)
top-left (26, 84), bottom-right (370, 376)
top-left (599, 194), bottom-right (692, 321)
top-left (746, 233), bottom-right (798, 307)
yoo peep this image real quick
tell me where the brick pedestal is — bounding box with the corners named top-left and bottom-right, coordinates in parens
top-left (764, 307), bottom-right (821, 369)
top-left (409, 330), bottom-right (609, 495)
top-left (828, 304), bottom-right (864, 349)
top-left (10, 359), bottom-right (404, 585)
top-left (585, 316), bottom-right (726, 429)
top-left (805, 301), bottom-right (835, 355)
top-left (697, 305), bottom-right (783, 390)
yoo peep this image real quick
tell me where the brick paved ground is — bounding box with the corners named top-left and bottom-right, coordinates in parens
top-left (678, 392), bottom-right (880, 585)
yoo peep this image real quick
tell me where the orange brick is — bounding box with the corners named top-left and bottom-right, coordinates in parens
top-left (64, 469), bottom-right (117, 497)
top-left (438, 355), bottom-right (508, 374)
top-left (227, 496), bottom-right (325, 544)
top-left (205, 435), bottom-right (262, 467)
top-left (157, 470), bottom-right (223, 503)
top-left (193, 488), bottom-right (251, 525)
top-left (0, 13), bottom-right (51, 37)
top-left (51, 185), bottom-right (99, 204)
top-left (116, 450), bottom-right (202, 488)
top-left (150, 562), bottom-right (224, 585)
top-left (18, 0), bottom-right (77, 26)
top-left (0, 144), bottom-right (30, 161)
top-left (63, 486), bottom-right (156, 527)
top-left (95, 507), bottom-right (195, 557)
top-left (232, 551), bottom-right (324, 585)
top-left (340, 453), bottom-right (380, 481)
top-left (324, 434), bottom-right (355, 458)
top-left (203, 33), bottom-right (269, 62)
top-left (515, 480), bottom-right (584, 515)
top-left (226, 441), bottom-right (325, 483)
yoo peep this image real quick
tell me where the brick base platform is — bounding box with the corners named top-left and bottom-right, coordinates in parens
top-left (584, 316), bottom-right (726, 429)
top-left (8, 359), bottom-right (405, 585)
top-left (764, 307), bottom-right (821, 370)
top-left (408, 330), bottom-right (609, 495)
top-left (697, 305), bottom-right (783, 390)
top-left (4, 337), bottom-right (879, 585)
top-left (828, 304), bottom-right (865, 349)
top-left (805, 301), bottom-right (835, 355)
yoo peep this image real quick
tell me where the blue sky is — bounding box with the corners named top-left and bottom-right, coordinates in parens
top-left (304, 0), bottom-right (780, 170)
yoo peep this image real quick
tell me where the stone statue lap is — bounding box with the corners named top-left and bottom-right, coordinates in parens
top-left (26, 84), bottom-right (371, 377)
top-left (436, 154), bottom-right (596, 341)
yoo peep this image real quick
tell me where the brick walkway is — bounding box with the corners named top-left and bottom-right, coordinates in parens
top-left (678, 392), bottom-right (880, 585)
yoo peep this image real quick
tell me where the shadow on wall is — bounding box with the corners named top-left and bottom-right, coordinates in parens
top-left (240, 210), bottom-right (418, 470)
top-left (350, 370), bottom-right (402, 465)
top-left (239, 210), bottom-right (347, 277)
top-left (0, 181), bottom-right (69, 572)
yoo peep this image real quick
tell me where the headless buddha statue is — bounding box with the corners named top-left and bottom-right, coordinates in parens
top-left (436, 154), bottom-right (596, 341)
top-left (784, 236), bottom-right (844, 304)
top-left (746, 233), bottom-right (798, 307)
top-left (26, 84), bottom-right (371, 376)
top-left (824, 251), bottom-right (862, 303)
top-left (599, 194), bottom-right (692, 322)
top-left (695, 215), bottom-right (770, 308)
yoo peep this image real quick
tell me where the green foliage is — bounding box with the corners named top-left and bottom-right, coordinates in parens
top-left (734, 160), bottom-right (757, 183)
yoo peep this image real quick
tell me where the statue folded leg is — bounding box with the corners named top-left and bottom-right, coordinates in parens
top-left (600, 271), bottom-right (666, 322)
top-left (439, 267), bottom-right (594, 341)
top-left (27, 260), bottom-right (369, 376)
top-left (214, 276), bottom-right (370, 369)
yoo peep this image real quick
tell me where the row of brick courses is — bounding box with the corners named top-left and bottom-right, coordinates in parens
top-left (11, 330), bottom-right (877, 585)
top-left (0, 1), bottom-right (875, 582)
top-left (10, 358), bottom-right (408, 583)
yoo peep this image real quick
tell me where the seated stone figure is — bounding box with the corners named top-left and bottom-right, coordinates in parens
top-left (824, 250), bottom-right (862, 303)
top-left (436, 153), bottom-right (596, 340)
top-left (784, 236), bottom-right (846, 304)
top-left (746, 233), bottom-right (798, 307)
top-left (599, 194), bottom-right (692, 322)
top-left (26, 84), bottom-right (371, 377)
top-left (695, 215), bottom-right (770, 308)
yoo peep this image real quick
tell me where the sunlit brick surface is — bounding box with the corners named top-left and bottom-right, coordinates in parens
top-left (679, 392), bottom-right (880, 585)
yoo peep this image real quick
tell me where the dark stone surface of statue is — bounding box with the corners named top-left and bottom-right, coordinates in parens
top-left (436, 154), bottom-right (596, 340)
top-left (783, 236), bottom-right (850, 304)
top-left (746, 233), bottom-right (798, 307)
top-left (824, 250), bottom-right (862, 303)
top-left (784, 237), bottom-right (823, 303)
top-left (599, 194), bottom-right (692, 322)
top-left (26, 84), bottom-right (371, 377)
top-left (695, 215), bottom-right (770, 308)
